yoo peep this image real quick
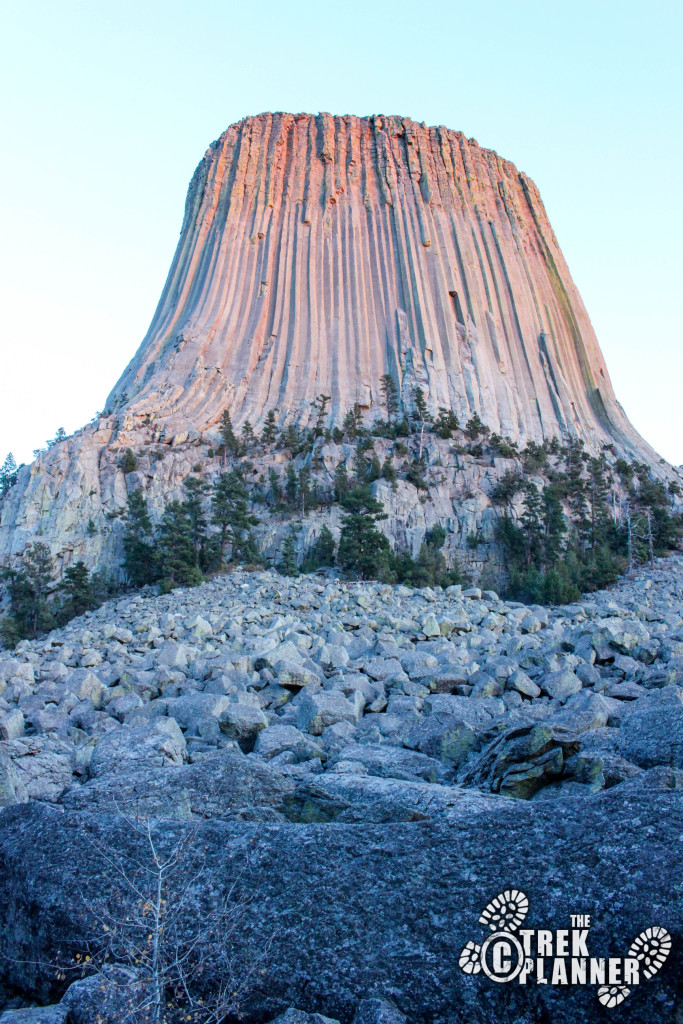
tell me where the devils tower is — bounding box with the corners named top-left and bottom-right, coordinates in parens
top-left (107, 112), bottom-right (651, 452)
top-left (0, 112), bottom-right (668, 571)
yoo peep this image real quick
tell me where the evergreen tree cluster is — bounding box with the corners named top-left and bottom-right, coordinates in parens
top-left (214, 382), bottom-right (462, 458)
top-left (3, 399), bottom-right (680, 649)
top-left (492, 440), bottom-right (682, 604)
top-left (335, 483), bottom-right (462, 586)
top-left (0, 543), bottom-right (115, 646)
top-left (120, 441), bottom-right (464, 592)
top-left (121, 401), bottom-right (681, 599)
top-left (122, 471), bottom-right (265, 593)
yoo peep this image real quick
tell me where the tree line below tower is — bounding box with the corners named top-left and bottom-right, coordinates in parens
top-left (1, 383), bottom-right (681, 644)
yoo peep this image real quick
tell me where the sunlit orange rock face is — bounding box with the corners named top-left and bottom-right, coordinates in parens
top-left (106, 112), bottom-right (652, 458)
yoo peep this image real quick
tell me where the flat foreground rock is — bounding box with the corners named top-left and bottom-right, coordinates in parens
top-left (0, 772), bottom-right (681, 1023)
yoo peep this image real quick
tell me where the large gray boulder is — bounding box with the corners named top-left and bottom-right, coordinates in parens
top-left (63, 669), bottom-right (103, 706)
top-left (88, 717), bottom-right (186, 778)
top-left (297, 691), bottom-right (362, 735)
top-left (540, 669), bottom-right (582, 702)
top-left (254, 725), bottom-right (326, 763)
top-left (288, 772), bottom-right (503, 824)
top-left (0, 752), bottom-right (28, 807)
top-left (62, 749), bottom-right (294, 821)
top-left (0, 711), bottom-right (25, 742)
top-left (401, 694), bottom-right (498, 768)
top-left (618, 686), bottom-right (683, 768)
top-left (59, 967), bottom-right (145, 1023)
top-left (591, 618), bottom-right (650, 657)
top-left (1, 776), bottom-right (681, 1022)
top-left (352, 999), bottom-right (405, 1024)
top-left (459, 722), bottom-right (580, 799)
top-left (328, 744), bottom-right (449, 783)
top-left (219, 704), bottom-right (268, 749)
top-left (268, 1010), bottom-right (340, 1024)
top-left (1, 737), bottom-right (76, 802)
top-left (0, 1007), bottom-right (66, 1023)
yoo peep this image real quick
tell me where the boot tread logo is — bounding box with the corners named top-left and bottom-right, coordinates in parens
top-left (459, 890), bottom-right (671, 1009)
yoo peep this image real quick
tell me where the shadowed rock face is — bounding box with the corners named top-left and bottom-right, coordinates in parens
top-left (0, 780), bottom-right (681, 1023)
top-left (107, 112), bottom-right (652, 456)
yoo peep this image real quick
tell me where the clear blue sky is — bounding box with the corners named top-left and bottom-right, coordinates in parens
top-left (1, 0), bottom-right (681, 465)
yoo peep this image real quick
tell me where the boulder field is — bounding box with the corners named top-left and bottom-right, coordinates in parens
top-left (1, 558), bottom-right (683, 1021)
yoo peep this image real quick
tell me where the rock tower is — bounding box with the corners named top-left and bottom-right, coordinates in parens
top-left (0, 113), bottom-right (666, 571)
top-left (107, 112), bottom-right (649, 453)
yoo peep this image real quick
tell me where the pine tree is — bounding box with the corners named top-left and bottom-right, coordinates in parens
top-left (281, 424), bottom-right (300, 453)
top-left (489, 434), bottom-right (519, 458)
top-left (412, 388), bottom-right (431, 460)
top-left (122, 491), bottom-right (157, 587)
top-left (380, 374), bottom-right (400, 423)
top-left (241, 421), bottom-right (256, 451)
top-left (353, 442), bottom-right (370, 484)
top-left (183, 477), bottom-right (208, 567)
top-left (46, 427), bottom-right (67, 448)
top-left (312, 394), bottom-right (332, 438)
top-left (0, 615), bottom-right (22, 649)
top-left (61, 561), bottom-right (94, 618)
top-left (522, 441), bottom-right (548, 473)
top-left (298, 465), bottom-right (313, 515)
top-left (157, 500), bottom-right (203, 591)
top-left (520, 483), bottom-right (545, 568)
top-left (632, 469), bottom-right (682, 555)
top-left (333, 462), bottom-right (350, 502)
top-left (1, 542), bottom-right (56, 639)
top-left (285, 465), bottom-right (298, 508)
top-left (338, 486), bottom-right (390, 580)
top-left (211, 472), bottom-right (237, 559)
top-left (490, 470), bottom-right (522, 508)
top-left (412, 387), bottom-right (429, 425)
top-left (119, 448), bottom-right (137, 474)
top-left (381, 457), bottom-right (397, 487)
top-left (277, 531), bottom-right (299, 577)
top-left (219, 410), bottom-right (239, 457)
top-left (268, 467), bottom-right (283, 506)
top-left (235, 531), bottom-right (264, 566)
top-left (465, 412), bottom-right (488, 441)
top-left (433, 408), bottom-right (459, 439)
top-left (491, 444), bottom-right (640, 603)
top-left (405, 461), bottom-right (429, 490)
top-left (587, 456), bottom-right (611, 553)
top-left (368, 453), bottom-right (382, 482)
top-left (302, 525), bottom-right (336, 572)
top-left (342, 404), bottom-right (363, 439)
top-left (0, 453), bottom-right (17, 496)
top-left (90, 568), bottom-right (117, 606)
top-left (406, 525), bottom-right (462, 588)
top-left (210, 472), bottom-right (259, 564)
top-left (564, 452), bottom-right (590, 545)
top-left (542, 482), bottom-right (567, 565)
top-left (262, 410), bottom-right (278, 445)
top-left (23, 542), bottom-right (56, 636)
